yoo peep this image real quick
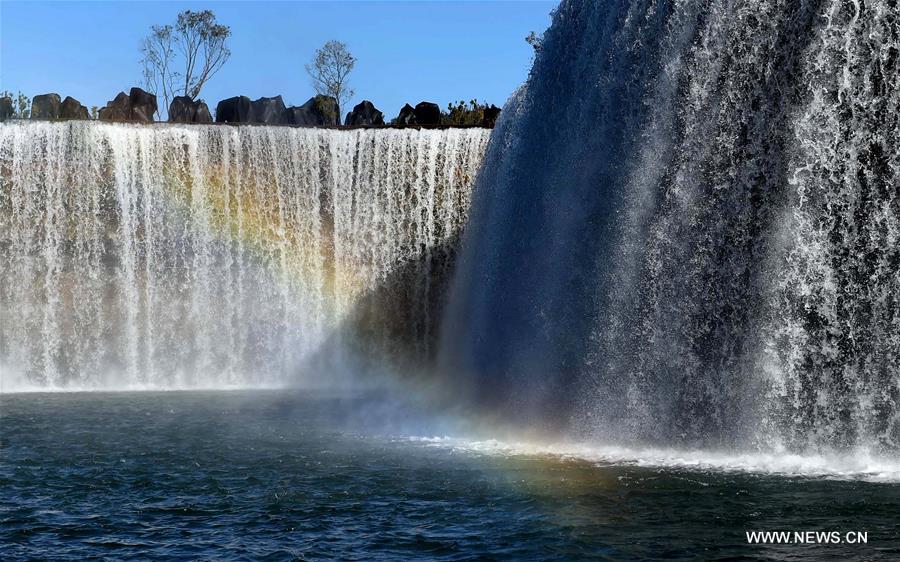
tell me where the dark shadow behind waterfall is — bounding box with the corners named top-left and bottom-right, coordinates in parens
top-left (290, 231), bottom-right (480, 437)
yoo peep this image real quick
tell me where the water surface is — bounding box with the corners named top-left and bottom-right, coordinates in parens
top-left (2, 391), bottom-right (898, 560)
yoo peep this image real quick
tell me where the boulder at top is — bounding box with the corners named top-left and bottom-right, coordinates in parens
top-left (482, 105), bottom-right (501, 128)
top-left (194, 102), bottom-right (213, 124)
top-left (344, 100), bottom-right (384, 126)
top-left (60, 96), bottom-right (90, 120)
top-left (98, 88), bottom-right (158, 122)
top-left (286, 95), bottom-right (340, 127)
top-left (251, 95), bottom-right (287, 125)
top-left (169, 96), bottom-right (195, 123)
top-left (31, 93), bottom-right (62, 119)
top-left (394, 103), bottom-right (416, 125)
top-left (285, 106), bottom-right (314, 126)
top-left (0, 97), bottom-right (13, 121)
top-left (169, 96), bottom-right (213, 124)
top-left (413, 102), bottom-right (441, 125)
top-left (99, 92), bottom-right (130, 121)
top-left (216, 96), bottom-right (255, 123)
top-left (129, 87), bottom-right (157, 122)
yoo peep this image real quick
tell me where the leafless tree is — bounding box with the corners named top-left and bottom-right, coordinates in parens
top-left (140, 10), bottom-right (231, 118)
top-left (140, 25), bottom-right (177, 115)
top-left (305, 40), bottom-right (356, 114)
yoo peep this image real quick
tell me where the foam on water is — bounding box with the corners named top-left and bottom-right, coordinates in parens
top-left (406, 435), bottom-right (900, 483)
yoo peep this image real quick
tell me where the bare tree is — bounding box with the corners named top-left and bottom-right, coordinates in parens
top-left (140, 10), bottom-right (231, 118)
top-left (140, 25), bottom-right (176, 114)
top-left (175, 10), bottom-right (231, 99)
top-left (305, 40), bottom-right (355, 114)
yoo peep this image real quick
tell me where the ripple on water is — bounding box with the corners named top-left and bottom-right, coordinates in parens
top-left (2, 391), bottom-right (899, 561)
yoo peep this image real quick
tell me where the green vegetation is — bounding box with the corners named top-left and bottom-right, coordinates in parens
top-left (1, 91), bottom-right (31, 118)
top-left (442, 99), bottom-right (490, 126)
top-left (526, 31), bottom-right (544, 53)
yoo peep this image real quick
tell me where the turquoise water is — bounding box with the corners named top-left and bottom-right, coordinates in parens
top-left (2, 391), bottom-right (898, 560)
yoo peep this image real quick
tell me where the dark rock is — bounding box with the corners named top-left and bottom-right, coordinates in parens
top-left (128, 88), bottom-right (157, 122)
top-left (215, 96), bottom-right (255, 123)
top-left (482, 104), bottom-right (501, 128)
top-left (318, 96), bottom-right (341, 126)
top-left (169, 96), bottom-right (213, 124)
top-left (194, 101), bottom-right (213, 124)
top-left (394, 103), bottom-right (416, 125)
top-left (344, 100), bottom-right (384, 126)
top-left (60, 96), bottom-right (89, 120)
top-left (413, 102), bottom-right (441, 125)
top-left (285, 95), bottom-right (340, 127)
top-left (285, 106), bottom-right (315, 126)
top-left (0, 97), bottom-right (12, 121)
top-left (251, 95), bottom-right (287, 125)
top-left (98, 106), bottom-right (126, 121)
top-left (31, 93), bottom-right (62, 119)
top-left (97, 89), bottom-right (155, 122)
top-left (111, 92), bottom-right (131, 109)
top-left (168, 96), bottom-right (195, 123)
top-left (99, 92), bottom-right (131, 121)
top-left (309, 95), bottom-right (340, 126)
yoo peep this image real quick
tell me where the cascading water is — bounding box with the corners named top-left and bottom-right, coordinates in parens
top-left (0, 121), bottom-right (488, 390)
top-left (442, 0), bottom-right (900, 455)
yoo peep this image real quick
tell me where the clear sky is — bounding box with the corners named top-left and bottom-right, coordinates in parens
top-left (0, 1), bottom-right (556, 118)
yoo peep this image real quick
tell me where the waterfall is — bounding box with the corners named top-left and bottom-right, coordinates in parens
top-left (0, 121), bottom-right (489, 390)
top-left (442, 0), bottom-right (900, 454)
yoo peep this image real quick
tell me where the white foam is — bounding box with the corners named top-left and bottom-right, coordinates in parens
top-left (405, 436), bottom-right (900, 483)
top-left (0, 382), bottom-right (286, 395)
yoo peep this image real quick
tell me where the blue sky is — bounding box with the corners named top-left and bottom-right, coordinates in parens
top-left (0, 1), bottom-right (555, 118)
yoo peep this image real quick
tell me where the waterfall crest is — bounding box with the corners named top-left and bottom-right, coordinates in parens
top-left (0, 121), bottom-right (488, 390)
top-left (442, 0), bottom-right (900, 454)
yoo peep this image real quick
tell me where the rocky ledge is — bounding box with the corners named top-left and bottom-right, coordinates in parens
top-left (1, 88), bottom-right (501, 128)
